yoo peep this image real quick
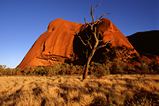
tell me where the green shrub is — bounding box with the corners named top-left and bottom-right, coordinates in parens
top-left (59, 64), bottom-right (67, 75)
top-left (28, 67), bottom-right (34, 75)
top-left (67, 63), bottom-right (77, 74)
top-left (53, 63), bottom-right (61, 75)
top-left (4, 68), bottom-right (13, 75)
top-left (74, 65), bottom-right (83, 75)
top-left (46, 66), bottom-right (55, 76)
top-left (0, 65), bottom-right (6, 70)
top-left (140, 62), bottom-right (150, 74)
top-left (0, 65), bottom-right (6, 75)
top-left (111, 59), bottom-right (128, 74)
top-left (34, 66), bottom-right (49, 76)
top-left (89, 62), bottom-right (110, 78)
top-left (12, 68), bottom-right (23, 75)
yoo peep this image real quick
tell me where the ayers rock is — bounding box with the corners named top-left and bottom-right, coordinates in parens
top-left (17, 18), bottom-right (139, 70)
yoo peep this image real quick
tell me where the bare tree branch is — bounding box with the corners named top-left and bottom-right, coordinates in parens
top-left (96, 40), bottom-right (111, 50)
top-left (70, 28), bottom-right (88, 47)
top-left (84, 17), bottom-right (88, 24)
top-left (86, 34), bottom-right (91, 40)
top-left (78, 35), bottom-right (88, 46)
top-left (70, 27), bottom-right (78, 35)
top-left (87, 40), bottom-right (92, 49)
top-left (86, 34), bottom-right (93, 49)
top-left (90, 5), bottom-right (95, 23)
top-left (99, 13), bottom-right (110, 20)
top-left (93, 1), bottom-right (102, 14)
top-left (99, 39), bottom-right (104, 42)
top-left (93, 27), bottom-right (98, 41)
top-left (90, 1), bottom-right (102, 23)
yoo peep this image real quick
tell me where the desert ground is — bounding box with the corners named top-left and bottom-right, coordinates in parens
top-left (0, 75), bottom-right (159, 106)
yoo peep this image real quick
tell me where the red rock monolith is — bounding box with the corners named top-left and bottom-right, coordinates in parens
top-left (17, 18), bottom-right (139, 70)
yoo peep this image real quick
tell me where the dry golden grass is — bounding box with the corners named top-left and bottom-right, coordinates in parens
top-left (0, 75), bottom-right (159, 106)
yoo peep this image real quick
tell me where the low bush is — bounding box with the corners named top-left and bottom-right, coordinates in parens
top-left (149, 61), bottom-right (159, 74)
top-left (0, 58), bottom-right (158, 77)
top-left (0, 65), bottom-right (14, 75)
top-left (140, 62), bottom-right (150, 74)
top-left (110, 59), bottom-right (129, 74)
top-left (21, 63), bottom-right (84, 76)
top-left (89, 62), bottom-right (110, 78)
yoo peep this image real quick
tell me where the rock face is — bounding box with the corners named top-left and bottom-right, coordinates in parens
top-left (17, 18), bottom-right (82, 70)
top-left (127, 30), bottom-right (159, 56)
top-left (17, 18), bottom-right (139, 70)
top-left (127, 30), bottom-right (159, 64)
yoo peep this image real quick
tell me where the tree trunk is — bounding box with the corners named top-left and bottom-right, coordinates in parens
top-left (83, 48), bottom-right (96, 79)
top-left (83, 39), bottom-right (99, 79)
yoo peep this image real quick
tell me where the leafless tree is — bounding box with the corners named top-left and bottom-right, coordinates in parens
top-left (72, 2), bottom-right (111, 79)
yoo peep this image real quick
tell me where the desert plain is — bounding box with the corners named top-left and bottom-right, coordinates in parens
top-left (0, 75), bottom-right (158, 106)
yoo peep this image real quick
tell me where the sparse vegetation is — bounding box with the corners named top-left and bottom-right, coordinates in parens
top-left (0, 59), bottom-right (158, 77)
top-left (89, 62), bottom-right (110, 78)
top-left (1, 2), bottom-right (159, 105)
top-left (0, 75), bottom-right (158, 106)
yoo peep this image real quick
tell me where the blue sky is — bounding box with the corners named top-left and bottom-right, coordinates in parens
top-left (0, 0), bottom-right (158, 68)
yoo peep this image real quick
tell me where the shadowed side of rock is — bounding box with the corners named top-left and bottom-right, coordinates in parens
top-left (17, 18), bottom-right (140, 70)
top-left (73, 18), bottom-right (140, 65)
top-left (127, 30), bottom-right (159, 63)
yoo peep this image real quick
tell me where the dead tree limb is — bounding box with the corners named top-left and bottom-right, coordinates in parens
top-left (70, 28), bottom-right (88, 47)
top-left (72, 2), bottom-right (111, 79)
top-left (82, 3), bottom-right (111, 79)
top-left (99, 13), bottom-right (110, 20)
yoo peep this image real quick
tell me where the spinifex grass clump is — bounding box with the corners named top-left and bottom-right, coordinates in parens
top-left (0, 75), bottom-right (158, 105)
